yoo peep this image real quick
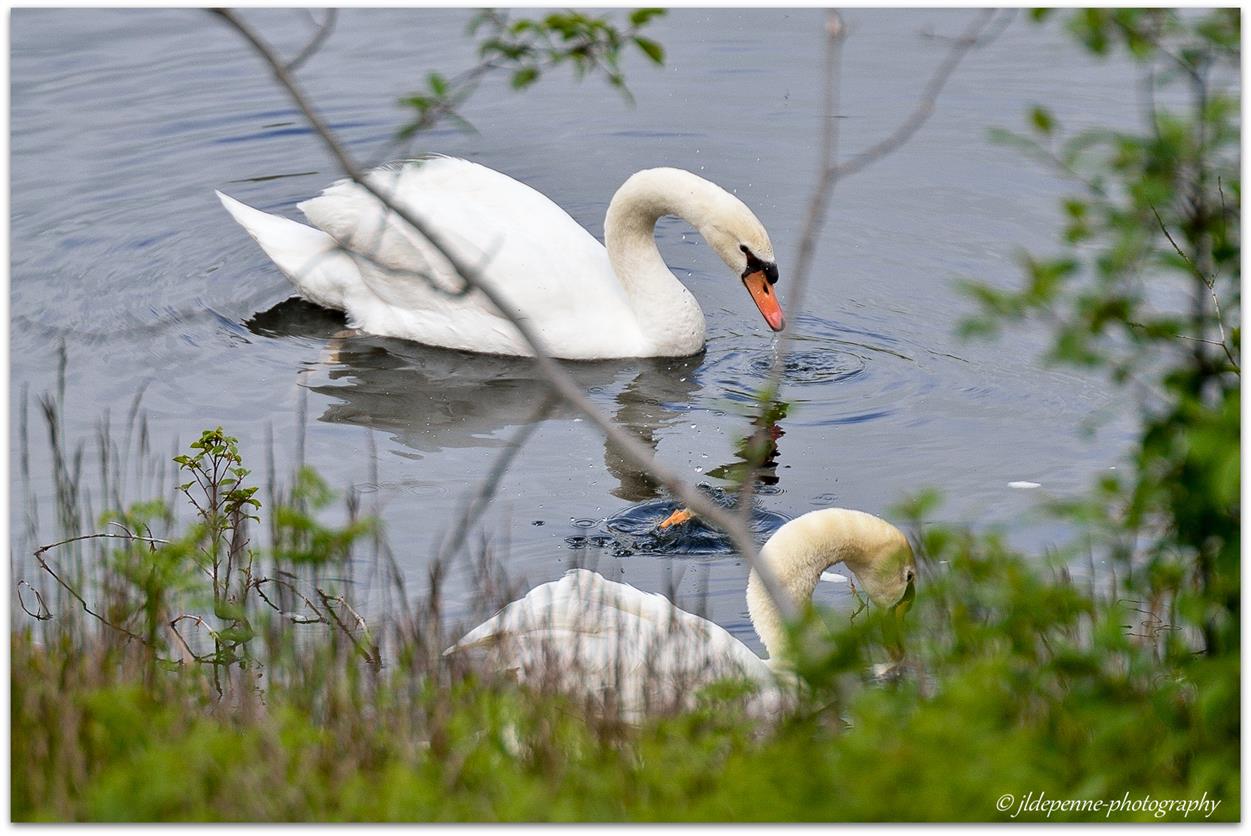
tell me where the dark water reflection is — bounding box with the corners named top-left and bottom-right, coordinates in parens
top-left (248, 296), bottom-right (703, 500)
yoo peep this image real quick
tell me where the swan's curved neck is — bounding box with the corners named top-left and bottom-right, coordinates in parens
top-left (604, 169), bottom-right (715, 354)
top-left (745, 509), bottom-right (894, 663)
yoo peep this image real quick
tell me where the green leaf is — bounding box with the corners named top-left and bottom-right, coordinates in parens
top-left (511, 66), bottom-right (540, 89)
top-left (632, 35), bottom-right (665, 65)
top-left (629, 8), bottom-right (666, 28)
top-left (214, 624), bottom-right (255, 645)
top-left (1029, 105), bottom-right (1055, 136)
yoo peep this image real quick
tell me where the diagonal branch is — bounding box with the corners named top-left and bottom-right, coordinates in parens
top-left (832, 9), bottom-right (1000, 182)
top-left (1150, 204), bottom-right (1238, 371)
top-left (286, 8), bottom-right (337, 74)
top-left (33, 532), bottom-right (170, 644)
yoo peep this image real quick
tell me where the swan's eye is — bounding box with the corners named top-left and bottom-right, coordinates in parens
top-left (905, 568), bottom-right (915, 584)
top-left (740, 245), bottom-right (780, 285)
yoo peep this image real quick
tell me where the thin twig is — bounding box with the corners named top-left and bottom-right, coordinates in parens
top-left (317, 588), bottom-right (380, 666)
top-left (1150, 204), bottom-right (1238, 370)
top-left (831, 9), bottom-right (999, 182)
top-left (1151, 204), bottom-right (1209, 286)
top-left (252, 575), bottom-right (326, 624)
top-left (33, 533), bottom-right (169, 644)
top-left (16, 580), bottom-right (52, 621)
top-left (35, 531), bottom-right (171, 553)
top-left (168, 614), bottom-right (217, 663)
top-left (286, 9), bottom-right (337, 74)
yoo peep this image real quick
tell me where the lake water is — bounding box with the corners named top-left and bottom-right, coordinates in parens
top-left (10, 9), bottom-right (1142, 651)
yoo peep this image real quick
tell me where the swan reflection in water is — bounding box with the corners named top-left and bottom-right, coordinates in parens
top-left (246, 297), bottom-right (708, 501)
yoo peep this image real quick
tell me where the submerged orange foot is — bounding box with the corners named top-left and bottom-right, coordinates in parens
top-left (657, 507), bottom-right (695, 530)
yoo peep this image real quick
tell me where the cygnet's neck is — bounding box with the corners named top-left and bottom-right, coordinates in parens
top-left (745, 508), bottom-right (902, 662)
top-left (604, 168), bottom-right (718, 356)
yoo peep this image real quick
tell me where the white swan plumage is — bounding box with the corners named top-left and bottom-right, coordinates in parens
top-left (216, 157), bottom-right (785, 360)
top-left (446, 508), bottom-right (916, 720)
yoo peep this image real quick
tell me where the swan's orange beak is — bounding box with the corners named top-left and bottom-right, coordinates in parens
top-left (743, 270), bottom-right (785, 331)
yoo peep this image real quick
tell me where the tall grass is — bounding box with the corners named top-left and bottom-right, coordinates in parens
top-left (11, 379), bottom-right (1238, 822)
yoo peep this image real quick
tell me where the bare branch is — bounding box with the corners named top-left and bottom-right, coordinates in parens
top-left (833, 9), bottom-right (999, 181)
top-left (211, 7), bottom-right (798, 620)
top-left (16, 580), bottom-right (52, 621)
top-left (252, 575), bottom-right (326, 624)
top-left (1152, 204), bottom-right (1210, 287)
top-left (920, 8), bottom-right (1015, 47)
top-left (35, 531), bottom-right (170, 553)
top-left (286, 9), bottom-right (337, 74)
top-left (1150, 204), bottom-right (1238, 371)
top-left (317, 588), bottom-right (380, 666)
top-left (32, 533), bottom-right (168, 644)
top-left (168, 614), bottom-right (217, 663)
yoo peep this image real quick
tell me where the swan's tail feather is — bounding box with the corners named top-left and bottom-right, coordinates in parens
top-left (216, 190), bottom-right (358, 311)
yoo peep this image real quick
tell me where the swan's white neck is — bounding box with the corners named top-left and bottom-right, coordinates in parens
top-left (745, 509), bottom-right (908, 663)
top-left (604, 169), bottom-right (726, 356)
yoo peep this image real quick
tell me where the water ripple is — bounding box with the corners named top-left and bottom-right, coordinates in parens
top-left (699, 314), bottom-right (936, 427)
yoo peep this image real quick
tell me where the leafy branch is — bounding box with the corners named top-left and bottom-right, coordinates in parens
top-left (396, 8), bottom-right (667, 139)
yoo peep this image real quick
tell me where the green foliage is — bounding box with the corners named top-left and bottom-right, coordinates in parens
top-left (175, 428), bottom-right (261, 528)
top-left (398, 8), bottom-right (667, 138)
top-left (962, 9), bottom-right (1239, 655)
top-left (271, 467), bottom-right (374, 567)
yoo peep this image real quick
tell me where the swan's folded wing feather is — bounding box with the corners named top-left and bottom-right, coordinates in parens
top-left (448, 569), bottom-right (777, 715)
top-left (299, 159), bottom-right (618, 302)
top-left (296, 158), bottom-right (640, 357)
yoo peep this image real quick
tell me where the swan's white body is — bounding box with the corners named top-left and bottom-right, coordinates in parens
top-left (217, 157), bottom-right (783, 360)
top-left (451, 568), bottom-right (785, 719)
top-left (447, 508), bottom-right (915, 720)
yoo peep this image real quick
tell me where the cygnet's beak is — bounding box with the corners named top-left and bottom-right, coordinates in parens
top-left (742, 269), bottom-right (785, 332)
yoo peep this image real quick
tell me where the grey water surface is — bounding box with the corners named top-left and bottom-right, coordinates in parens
top-left (11, 9), bottom-right (1141, 650)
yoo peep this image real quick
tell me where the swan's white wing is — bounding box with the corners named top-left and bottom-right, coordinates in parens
top-left (297, 158), bottom-right (644, 358)
top-left (448, 569), bottom-right (778, 719)
top-left (216, 190), bottom-right (360, 310)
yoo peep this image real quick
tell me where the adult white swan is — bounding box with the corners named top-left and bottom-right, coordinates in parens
top-left (446, 508), bottom-right (916, 720)
top-left (216, 157), bottom-right (785, 360)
